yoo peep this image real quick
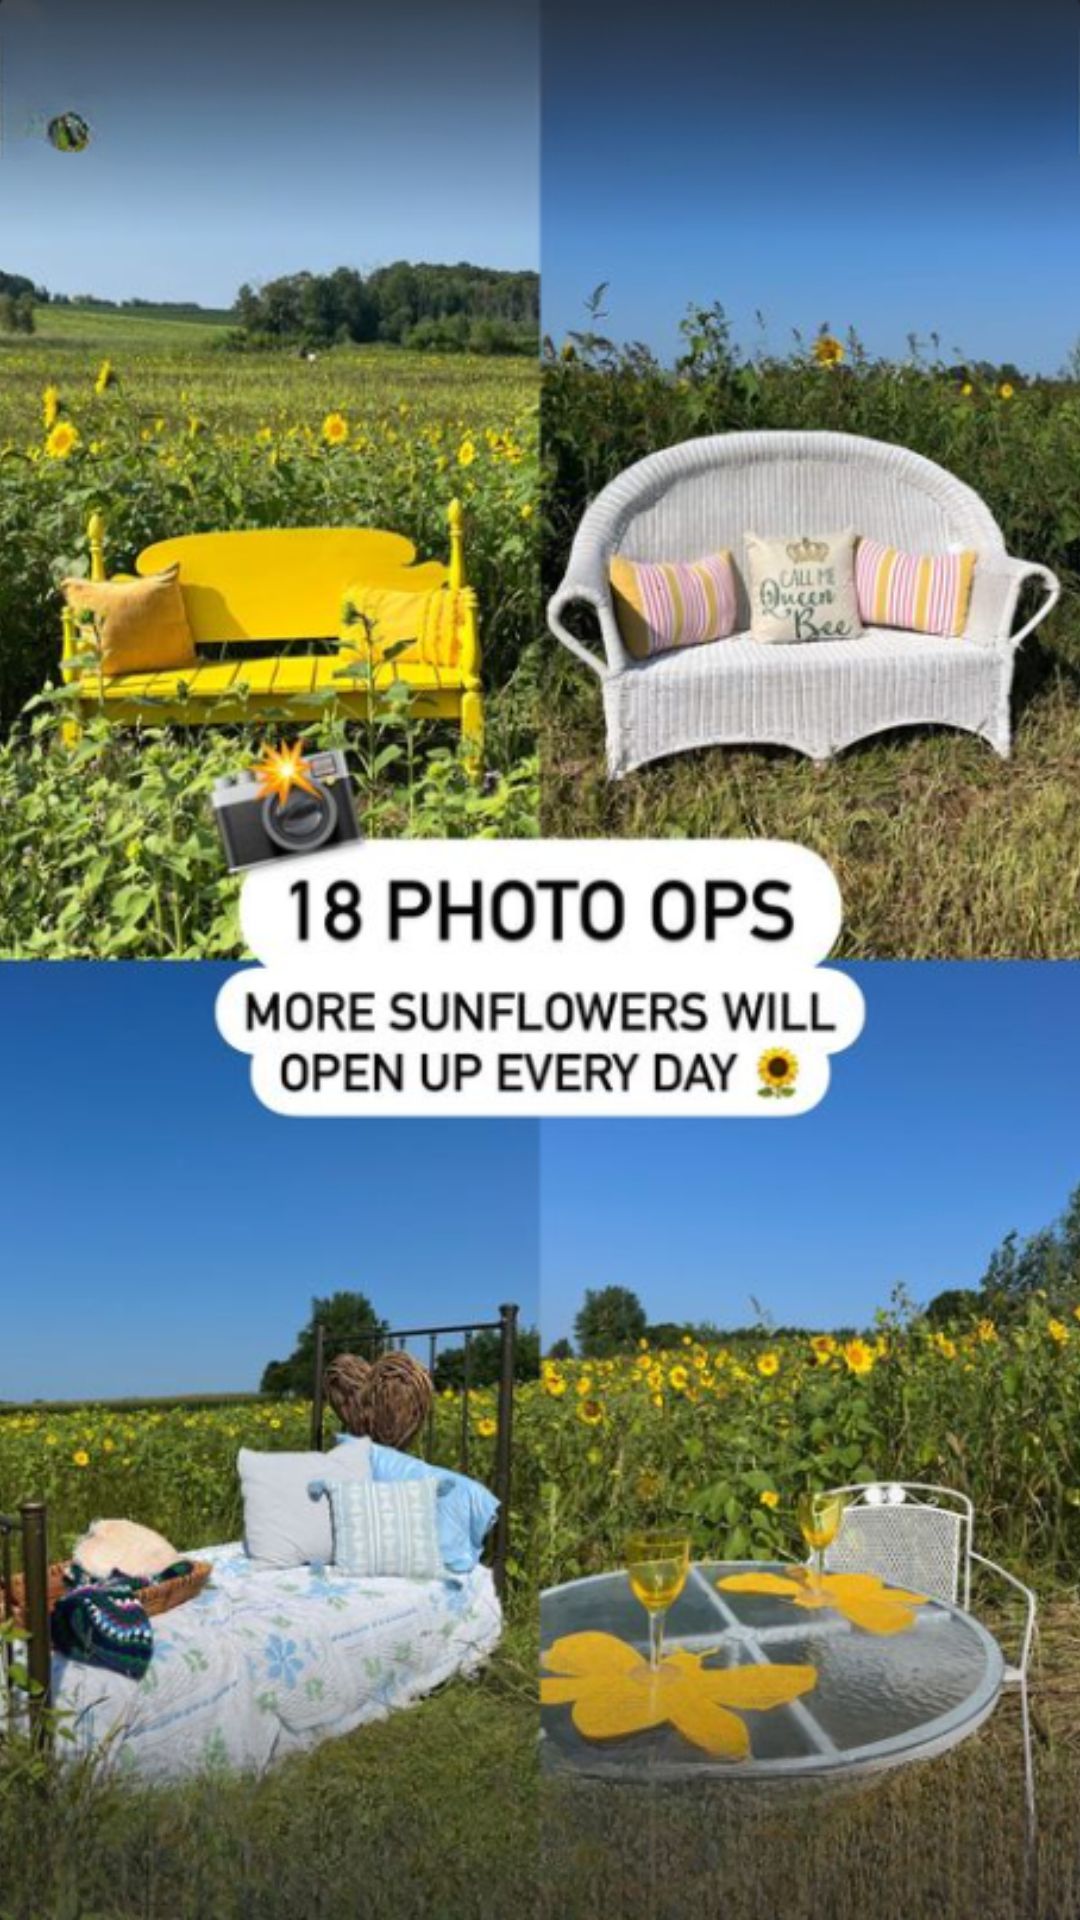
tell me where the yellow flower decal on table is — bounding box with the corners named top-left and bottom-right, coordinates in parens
top-left (758, 1049), bottom-right (798, 1098)
top-left (718, 1568), bottom-right (928, 1636)
top-left (540, 1632), bottom-right (817, 1759)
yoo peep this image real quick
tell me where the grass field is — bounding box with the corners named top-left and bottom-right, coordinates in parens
top-left (0, 308), bottom-right (539, 956)
top-left (542, 339), bottom-right (1080, 959)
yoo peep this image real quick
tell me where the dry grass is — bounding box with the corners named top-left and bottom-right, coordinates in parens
top-left (540, 643), bottom-right (1080, 960)
top-left (541, 1595), bottom-right (1080, 1920)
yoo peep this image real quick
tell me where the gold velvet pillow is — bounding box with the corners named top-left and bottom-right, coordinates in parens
top-left (340, 585), bottom-right (466, 668)
top-left (62, 565), bottom-right (197, 676)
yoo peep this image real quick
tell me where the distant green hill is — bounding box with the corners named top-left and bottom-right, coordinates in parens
top-left (26, 304), bottom-right (234, 348)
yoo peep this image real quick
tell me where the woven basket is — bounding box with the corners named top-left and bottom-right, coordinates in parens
top-left (2, 1560), bottom-right (212, 1630)
top-left (326, 1350), bottom-right (433, 1449)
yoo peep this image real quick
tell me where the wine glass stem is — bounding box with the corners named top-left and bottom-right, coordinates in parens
top-left (649, 1609), bottom-right (666, 1671)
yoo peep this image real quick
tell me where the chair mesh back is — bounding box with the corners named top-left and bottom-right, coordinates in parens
top-left (824, 1503), bottom-right (963, 1604)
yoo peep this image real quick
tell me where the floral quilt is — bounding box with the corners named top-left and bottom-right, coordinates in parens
top-left (41, 1543), bottom-right (501, 1779)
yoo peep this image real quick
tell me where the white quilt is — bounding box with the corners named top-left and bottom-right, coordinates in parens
top-left (42, 1543), bottom-right (502, 1780)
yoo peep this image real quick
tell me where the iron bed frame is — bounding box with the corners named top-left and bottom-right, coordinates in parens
top-left (1, 1302), bottom-right (519, 1737)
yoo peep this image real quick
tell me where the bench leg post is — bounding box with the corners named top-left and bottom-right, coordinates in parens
top-left (461, 688), bottom-right (484, 784)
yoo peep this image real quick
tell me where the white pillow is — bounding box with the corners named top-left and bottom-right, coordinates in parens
top-left (744, 531), bottom-right (863, 643)
top-left (310, 1475), bottom-right (447, 1580)
top-left (73, 1518), bottom-right (179, 1580)
top-left (238, 1443), bottom-right (373, 1568)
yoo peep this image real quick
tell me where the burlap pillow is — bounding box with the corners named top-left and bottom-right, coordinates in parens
top-left (63, 565), bottom-right (196, 676)
top-left (744, 532), bottom-right (863, 643)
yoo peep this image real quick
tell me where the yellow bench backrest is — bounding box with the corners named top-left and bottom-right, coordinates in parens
top-left (135, 528), bottom-right (450, 644)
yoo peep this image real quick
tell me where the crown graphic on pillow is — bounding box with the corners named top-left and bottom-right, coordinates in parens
top-left (785, 537), bottom-right (830, 565)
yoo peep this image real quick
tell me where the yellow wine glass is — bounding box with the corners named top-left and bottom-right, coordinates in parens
top-left (624, 1530), bottom-right (691, 1671)
top-left (797, 1492), bottom-right (844, 1582)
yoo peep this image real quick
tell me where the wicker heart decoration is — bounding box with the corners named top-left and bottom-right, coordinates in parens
top-left (325, 1350), bottom-right (433, 1450)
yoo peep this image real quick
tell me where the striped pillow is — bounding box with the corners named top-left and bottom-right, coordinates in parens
top-left (856, 538), bottom-right (976, 638)
top-left (309, 1475), bottom-right (446, 1579)
top-left (610, 550), bottom-right (737, 659)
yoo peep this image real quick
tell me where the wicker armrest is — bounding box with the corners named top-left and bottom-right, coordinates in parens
top-left (988, 557), bottom-right (1061, 654)
top-left (547, 580), bottom-right (628, 677)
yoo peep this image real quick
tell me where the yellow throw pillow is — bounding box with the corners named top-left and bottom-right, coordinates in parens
top-left (340, 585), bottom-right (465, 669)
top-left (63, 565), bottom-right (196, 676)
top-left (609, 550), bottom-right (737, 659)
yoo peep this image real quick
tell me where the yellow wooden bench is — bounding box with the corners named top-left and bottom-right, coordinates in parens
top-left (61, 500), bottom-right (482, 772)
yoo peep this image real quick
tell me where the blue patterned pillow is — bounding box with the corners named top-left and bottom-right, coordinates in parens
top-left (309, 1475), bottom-right (446, 1580)
top-left (335, 1438), bottom-right (499, 1574)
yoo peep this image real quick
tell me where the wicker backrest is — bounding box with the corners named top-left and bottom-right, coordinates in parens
top-left (823, 1485), bottom-right (971, 1605)
top-left (569, 431), bottom-right (1007, 633)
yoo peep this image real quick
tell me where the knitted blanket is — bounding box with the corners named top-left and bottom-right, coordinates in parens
top-left (51, 1560), bottom-right (194, 1681)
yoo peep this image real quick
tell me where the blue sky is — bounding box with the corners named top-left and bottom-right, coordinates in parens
top-left (542, 0), bottom-right (1080, 371)
top-left (541, 964), bottom-right (1080, 1344)
top-left (3, 962), bottom-right (1076, 1387)
top-left (0, 965), bottom-right (538, 1399)
top-left (0, 0), bottom-right (538, 304)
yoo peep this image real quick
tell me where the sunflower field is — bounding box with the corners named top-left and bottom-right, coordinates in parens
top-left (0, 313), bottom-right (539, 955)
top-left (0, 1380), bottom-right (536, 1588)
top-left (525, 1296), bottom-right (1080, 1589)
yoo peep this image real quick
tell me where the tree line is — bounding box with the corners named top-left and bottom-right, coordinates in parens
top-left (232, 262), bottom-right (539, 355)
top-left (551, 1184), bottom-right (1080, 1358)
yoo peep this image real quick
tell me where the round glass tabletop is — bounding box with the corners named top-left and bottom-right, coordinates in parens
top-left (540, 1561), bottom-right (1005, 1781)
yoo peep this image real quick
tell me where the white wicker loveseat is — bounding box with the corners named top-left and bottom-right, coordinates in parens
top-left (548, 430), bottom-right (1060, 776)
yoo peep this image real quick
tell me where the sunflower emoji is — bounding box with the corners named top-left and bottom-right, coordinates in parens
top-left (758, 1049), bottom-right (799, 1098)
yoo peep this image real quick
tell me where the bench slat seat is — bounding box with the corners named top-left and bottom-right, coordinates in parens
top-left (61, 505), bottom-right (483, 775)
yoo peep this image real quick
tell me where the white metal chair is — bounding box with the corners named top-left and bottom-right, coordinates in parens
top-left (818, 1482), bottom-right (1037, 1842)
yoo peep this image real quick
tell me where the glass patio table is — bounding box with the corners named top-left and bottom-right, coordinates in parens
top-left (540, 1561), bottom-right (1005, 1782)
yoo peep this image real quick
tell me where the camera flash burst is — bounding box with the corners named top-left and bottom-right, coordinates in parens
top-left (253, 741), bottom-right (318, 806)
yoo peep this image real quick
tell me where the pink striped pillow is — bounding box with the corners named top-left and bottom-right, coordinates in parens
top-left (610, 550), bottom-right (737, 660)
top-left (856, 538), bottom-right (977, 638)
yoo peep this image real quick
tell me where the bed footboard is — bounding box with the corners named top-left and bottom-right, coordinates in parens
top-left (0, 1501), bottom-right (52, 1738)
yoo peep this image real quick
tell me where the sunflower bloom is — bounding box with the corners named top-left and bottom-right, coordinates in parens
top-left (1048, 1319), bottom-right (1069, 1346)
top-left (999, 382), bottom-right (1015, 400)
top-left (842, 1338), bottom-right (875, 1376)
top-left (760, 1490), bottom-right (780, 1510)
top-left (578, 1400), bottom-right (604, 1426)
top-left (458, 438), bottom-right (477, 467)
top-left (812, 335), bottom-right (844, 368)
top-left (42, 385), bottom-right (60, 430)
top-left (476, 1415), bottom-right (497, 1438)
top-left (46, 421), bottom-right (79, 460)
top-left (322, 411), bottom-right (349, 446)
top-left (757, 1352), bottom-right (780, 1378)
top-left (94, 359), bottom-right (116, 395)
top-left (72, 1448), bottom-right (90, 1467)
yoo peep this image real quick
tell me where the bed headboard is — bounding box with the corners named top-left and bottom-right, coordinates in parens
top-left (309, 1303), bottom-right (519, 1595)
top-left (0, 1503), bottom-right (52, 1731)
